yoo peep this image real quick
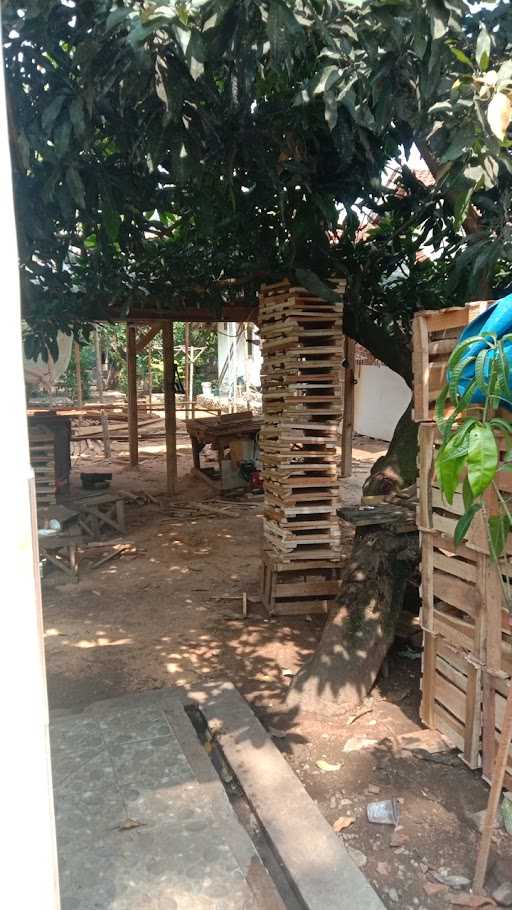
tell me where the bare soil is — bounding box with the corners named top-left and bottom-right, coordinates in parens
top-left (43, 420), bottom-right (511, 909)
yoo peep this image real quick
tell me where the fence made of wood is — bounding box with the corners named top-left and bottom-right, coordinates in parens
top-left (259, 280), bottom-right (346, 615)
top-left (414, 301), bottom-right (512, 788)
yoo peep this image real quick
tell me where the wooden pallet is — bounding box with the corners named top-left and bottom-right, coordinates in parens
top-left (261, 553), bottom-right (340, 615)
top-left (259, 281), bottom-right (345, 601)
top-left (29, 427), bottom-right (56, 508)
top-left (412, 300), bottom-right (493, 422)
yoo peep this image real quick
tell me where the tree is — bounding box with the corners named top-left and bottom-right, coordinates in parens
top-left (4, 0), bottom-right (512, 710)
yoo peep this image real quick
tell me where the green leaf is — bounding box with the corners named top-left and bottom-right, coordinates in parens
top-left (453, 182), bottom-right (475, 230)
top-left (467, 423), bottom-right (498, 496)
top-left (488, 514), bottom-right (510, 560)
top-left (42, 94), bottom-right (67, 134)
top-left (448, 46), bottom-right (473, 69)
top-left (69, 98), bottom-right (86, 138)
top-left (454, 503), bottom-right (481, 546)
top-left (103, 205), bottom-right (120, 242)
top-left (462, 475), bottom-right (474, 511)
top-left (65, 167), bottom-right (86, 208)
top-left (476, 25), bottom-right (491, 72)
top-left (311, 65), bottom-right (340, 96)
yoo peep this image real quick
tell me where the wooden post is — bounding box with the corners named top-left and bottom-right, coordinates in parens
top-left (127, 323), bottom-right (138, 466)
top-left (341, 337), bottom-right (355, 478)
top-left (473, 681), bottom-right (512, 893)
top-left (162, 321), bottom-right (177, 495)
top-left (184, 323), bottom-right (190, 418)
top-left (94, 326), bottom-right (111, 459)
top-left (74, 340), bottom-right (83, 408)
top-left (147, 341), bottom-right (152, 414)
top-left (190, 347), bottom-right (195, 418)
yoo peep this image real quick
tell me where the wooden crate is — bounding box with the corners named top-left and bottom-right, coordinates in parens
top-left (29, 427), bottom-right (56, 508)
top-left (421, 631), bottom-right (482, 769)
top-left (261, 553), bottom-right (340, 616)
top-left (259, 281), bottom-right (345, 588)
top-left (412, 300), bottom-right (493, 422)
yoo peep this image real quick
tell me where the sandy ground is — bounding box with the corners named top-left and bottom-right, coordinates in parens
top-left (43, 420), bottom-right (511, 909)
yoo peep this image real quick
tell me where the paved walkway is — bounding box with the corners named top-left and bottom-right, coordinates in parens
top-left (51, 686), bottom-right (383, 910)
top-left (51, 690), bottom-right (278, 910)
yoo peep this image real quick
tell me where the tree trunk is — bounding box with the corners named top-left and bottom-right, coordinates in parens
top-left (287, 403), bottom-right (419, 717)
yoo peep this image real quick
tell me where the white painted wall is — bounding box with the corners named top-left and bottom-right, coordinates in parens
top-left (217, 322), bottom-right (261, 390)
top-left (354, 364), bottom-right (411, 442)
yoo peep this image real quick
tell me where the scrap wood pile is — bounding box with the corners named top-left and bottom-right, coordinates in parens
top-left (259, 279), bottom-right (346, 616)
top-left (413, 302), bottom-right (512, 788)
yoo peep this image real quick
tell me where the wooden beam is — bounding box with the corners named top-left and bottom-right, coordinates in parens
top-left (127, 324), bottom-right (138, 466)
top-left (473, 680), bottom-right (512, 893)
top-left (184, 323), bottom-right (191, 419)
top-left (94, 327), bottom-right (111, 458)
top-left (341, 337), bottom-right (356, 478)
top-left (74, 341), bottom-right (83, 408)
top-left (162, 321), bottom-right (177, 495)
top-left (135, 322), bottom-right (163, 354)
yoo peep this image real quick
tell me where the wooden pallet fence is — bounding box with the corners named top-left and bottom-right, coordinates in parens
top-left (412, 300), bottom-right (493, 422)
top-left (414, 302), bottom-right (512, 784)
top-left (259, 280), bottom-right (346, 614)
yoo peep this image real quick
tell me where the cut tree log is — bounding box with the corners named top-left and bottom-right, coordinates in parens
top-left (286, 522), bottom-right (419, 715)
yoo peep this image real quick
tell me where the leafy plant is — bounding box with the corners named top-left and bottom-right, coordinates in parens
top-left (435, 331), bottom-right (512, 610)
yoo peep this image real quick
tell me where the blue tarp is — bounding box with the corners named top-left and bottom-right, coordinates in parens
top-left (448, 294), bottom-right (512, 408)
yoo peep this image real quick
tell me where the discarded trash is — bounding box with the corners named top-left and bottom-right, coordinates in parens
top-left (316, 759), bottom-right (341, 772)
top-left (367, 784), bottom-right (380, 795)
top-left (333, 816), bottom-right (354, 832)
top-left (367, 798), bottom-right (400, 825)
top-left (432, 870), bottom-right (471, 890)
top-left (502, 792), bottom-right (512, 834)
top-left (397, 729), bottom-right (451, 754)
top-left (48, 518), bottom-right (62, 531)
top-left (281, 668), bottom-right (294, 677)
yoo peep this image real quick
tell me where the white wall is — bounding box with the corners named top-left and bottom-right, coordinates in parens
top-left (354, 364), bottom-right (411, 442)
top-left (217, 323), bottom-right (261, 390)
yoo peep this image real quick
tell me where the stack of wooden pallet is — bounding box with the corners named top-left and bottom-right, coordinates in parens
top-left (259, 280), bottom-right (346, 615)
top-left (29, 425), bottom-right (56, 508)
top-left (413, 302), bottom-right (512, 787)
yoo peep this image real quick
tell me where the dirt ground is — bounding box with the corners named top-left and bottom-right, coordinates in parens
top-left (43, 419), bottom-right (511, 909)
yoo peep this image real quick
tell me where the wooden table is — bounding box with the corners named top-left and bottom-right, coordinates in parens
top-left (38, 530), bottom-right (83, 582)
top-left (186, 411), bottom-right (262, 492)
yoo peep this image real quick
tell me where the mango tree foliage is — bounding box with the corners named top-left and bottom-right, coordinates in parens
top-left (3, 0), bottom-right (512, 363)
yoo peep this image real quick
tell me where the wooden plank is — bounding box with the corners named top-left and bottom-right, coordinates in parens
top-left (420, 631), bottom-right (437, 727)
top-left (341, 336), bottom-right (355, 478)
top-left (127, 323), bottom-right (138, 467)
top-left (162, 321), bottom-right (177, 495)
top-left (135, 322), bottom-right (163, 354)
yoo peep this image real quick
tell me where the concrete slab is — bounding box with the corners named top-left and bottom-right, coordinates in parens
top-left (189, 682), bottom-right (385, 910)
top-left (50, 686), bottom-right (384, 909)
